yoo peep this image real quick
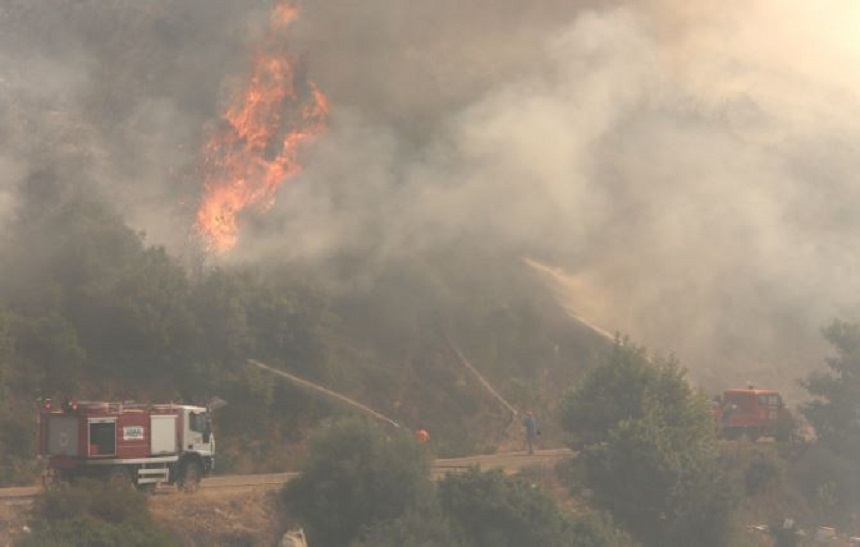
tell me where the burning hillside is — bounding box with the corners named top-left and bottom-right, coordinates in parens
top-left (195, 1), bottom-right (329, 253)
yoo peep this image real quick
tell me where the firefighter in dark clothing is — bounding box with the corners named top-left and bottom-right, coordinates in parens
top-left (523, 411), bottom-right (538, 455)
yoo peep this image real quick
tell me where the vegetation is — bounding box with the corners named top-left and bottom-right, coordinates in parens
top-left (282, 417), bottom-right (629, 547)
top-left (2, 171), bottom-right (860, 543)
top-left (17, 479), bottom-right (179, 547)
top-left (0, 180), bottom-right (583, 478)
top-left (561, 340), bottom-right (740, 546)
top-left (794, 319), bottom-right (860, 524)
top-left (282, 417), bottom-right (434, 546)
top-left (438, 467), bottom-right (631, 547)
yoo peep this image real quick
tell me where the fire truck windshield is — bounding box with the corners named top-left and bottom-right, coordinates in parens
top-left (190, 411), bottom-right (211, 435)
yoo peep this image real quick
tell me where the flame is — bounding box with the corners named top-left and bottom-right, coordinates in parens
top-left (196, 1), bottom-right (329, 253)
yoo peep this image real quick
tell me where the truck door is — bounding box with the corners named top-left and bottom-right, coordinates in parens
top-left (185, 410), bottom-right (213, 455)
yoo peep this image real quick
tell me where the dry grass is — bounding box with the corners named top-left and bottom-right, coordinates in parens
top-left (0, 502), bottom-right (32, 547)
top-left (0, 485), bottom-right (286, 547)
top-left (149, 486), bottom-right (284, 547)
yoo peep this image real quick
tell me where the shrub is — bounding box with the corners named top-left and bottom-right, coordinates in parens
top-left (438, 467), bottom-right (630, 547)
top-left (351, 507), bottom-right (464, 547)
top-left (745, 451), bottom-right (785, 497)
top-left (282, 417), bottom-right (434, 547)
top-left (20, 479), bottom-right (179, 547)
top-left (561, 340), bottom-right (740, 546)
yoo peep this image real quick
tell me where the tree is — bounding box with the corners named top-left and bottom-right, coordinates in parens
top-left (801, 319), bottom-right (860, 455)
top-left (798, 319), bottom-right (860, 511)
top-left (561, 340), bottom-right (739, 547)
top-left (437, 467), bottom-right (631, 547)
top-left (281, 417), bottom-right (434, 547)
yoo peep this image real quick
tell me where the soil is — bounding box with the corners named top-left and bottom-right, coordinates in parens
top-left (0, 502), bottom-right (32, 547)
top-left (0, 484), bottom-right (287, 547)
top-left (149, 486), bottom-right (286, 546)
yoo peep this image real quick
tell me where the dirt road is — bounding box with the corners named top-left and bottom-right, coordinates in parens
top-left (0, 448), bottom-right (574, 544)
top-left (0, 447), bottom-right (574, 503)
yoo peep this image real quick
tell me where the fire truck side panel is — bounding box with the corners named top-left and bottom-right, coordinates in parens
top-left (46, 416), bottom-right (78, 456)
top-left (150, 415), bottom-right (178, 454)
top-left (115, 413), bottom-right (149, 458)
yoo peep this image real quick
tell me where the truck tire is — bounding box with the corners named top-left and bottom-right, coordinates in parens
top-left (178, 460), bottom-right (202, 493)
top-left (138, 482), bottom-right (157, 495)
top-left (745, 427), bottom-right (761, 442)
top-left (723, 427), bottom-right (742, 440)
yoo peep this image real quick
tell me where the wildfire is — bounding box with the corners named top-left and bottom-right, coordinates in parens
top-left (196, 1), bottom-right (329, 253)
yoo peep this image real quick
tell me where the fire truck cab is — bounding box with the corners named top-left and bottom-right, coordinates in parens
top-left (712, 386), bottom-right (792, 441)
top-left (38, 398), bottom-right (215, 492)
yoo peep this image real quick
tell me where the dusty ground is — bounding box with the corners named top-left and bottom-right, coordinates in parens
top-left (0, 485), bottom-right (286, 547)
top-left (0, 502), bottom-right (32, 547)
top-left (149, 486), bottom-right (285, 546)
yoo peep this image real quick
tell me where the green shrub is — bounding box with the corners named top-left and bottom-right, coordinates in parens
top-left (438, 467), bottom-right (630, 547)
top-left (282, 417), bottom-right (434, 547)
top-left (20, 479), bottom-right (179, 547)
top-left (562, 341), bottom-right (740, 547)
top-left (36, 478), bottom-right (148, 524)
top-left (17, 516), bottom-right (179, 547)
top-left (745, 451), bottom-right (785, 497)
top-left (351, 507), bottom-right (465, 547)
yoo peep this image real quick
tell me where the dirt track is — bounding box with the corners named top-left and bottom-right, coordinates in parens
top-left (0, 447), bottom-right (574, 503)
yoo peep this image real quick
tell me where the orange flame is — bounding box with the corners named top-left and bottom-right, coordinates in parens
top-left (196, 2), bottom-right (329, 253)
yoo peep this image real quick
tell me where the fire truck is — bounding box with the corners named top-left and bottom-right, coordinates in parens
top-left (711, 385), bottom-right (793, 441)
top-left (38, 398), bottom-right (215, 492)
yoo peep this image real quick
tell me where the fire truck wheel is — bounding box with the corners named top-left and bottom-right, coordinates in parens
top-left (724, 427), bottom-right (742, 440)
top-left (178, 461), bottom-right (202, 494)
top-left (107, 466), bottom-right (132, 488)
top-left (745, 427), bottom-right (761, 442)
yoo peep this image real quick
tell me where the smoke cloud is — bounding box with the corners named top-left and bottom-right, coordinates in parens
top-left (5, 1), bottom-right (860, 388)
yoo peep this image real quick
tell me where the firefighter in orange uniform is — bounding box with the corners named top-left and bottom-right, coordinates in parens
top-left (415, 426), bottom-right (430, 444)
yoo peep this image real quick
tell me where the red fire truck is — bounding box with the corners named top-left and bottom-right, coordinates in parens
top-left (712, 386), bottom-right (793, 441)
top-left (38, 398), bottom-right (215, 492)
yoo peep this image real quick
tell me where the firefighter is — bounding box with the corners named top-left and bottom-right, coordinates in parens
top-left (523, 411), bottom-right (538, 455)
top-left (415, 426), bottom-right (430, 444)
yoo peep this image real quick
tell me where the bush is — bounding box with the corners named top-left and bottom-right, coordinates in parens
top-left (561, 340), bottom-right (740, 547)
top-left (351, 507), bottom-right (465, 547)
top-left (437, 467), bottom-right (630, 547)
top-left (20, 479), bottom-right (179, 547)
top-left (282, 417), bottom-right (434, 547)
top-left (17, 517), bottom-right (179, 547)
top-left (37, 479), bottom-right (148, 524)
top-left (789, 443), bottom-right (859, 526)
top-left (745, 451), bottom-right (786, 497)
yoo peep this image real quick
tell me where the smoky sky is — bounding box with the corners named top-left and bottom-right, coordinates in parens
top-left (4, 0), bottom-right (860, 388)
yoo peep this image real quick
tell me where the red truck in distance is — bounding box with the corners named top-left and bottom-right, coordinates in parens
top-left (712, 385), bottom-right (793, 441)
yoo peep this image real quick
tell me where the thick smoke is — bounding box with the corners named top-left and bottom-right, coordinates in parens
top-left (0, 1), bottom-right (269, 242)
top-left (272, 1), bottom-right (860, 388)
top-left (5, 1), bottom-right (860, 388)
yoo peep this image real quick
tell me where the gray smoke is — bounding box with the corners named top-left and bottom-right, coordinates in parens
top-left (5, 0), bottom-right (860, 389)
